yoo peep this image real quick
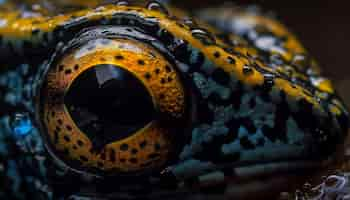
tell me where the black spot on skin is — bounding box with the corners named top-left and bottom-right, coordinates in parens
top-left (148, 153), bottom-right (161, 159)
top-left (120, 143), bottom-right (129, 151)
top-left (109, 149), bottom-right (116, 162)
top-left (74, 64), bottom-right (79, 70)
top-left (154, 143), bottom-right (161, 151)
top-left (129, 158), bottom-right (138, 164)
top-left (214, 51), bottom-right (221, 58)
top-left (80, 156), bottom-right (88, 162)
top-left (66, 125), bottom-right (72, 131)
top-left (140, 140), bottom-right (147, 148)
top-left (138, 60), bottom-right (145, 65)
top-left (115, 55), bottom-right (124, 60)
top-left (144, 73), bottom-right (151, 79)
top-left (176, 22), bottom-right (185, 28)
top-left (243, 65), bottom-right (254, 76)
top-left (161, 78), bottom-right (166, 84)
top-left (211, 68), bottom-right (230, 85)
top-left (155, 68), bottom-right (160, 74)
top-left (131, 148), bottom-right (138, 154)
top-left (101, 151), bottom-right (106, 160)
top-left (240, 136), bottom-right (255, 149)
top-left (77, 140), bottom-right (84, 146)
top-left (65, 69), bottom-right (72, 75)
top-left (159, 93), bottom-right (165, 99)
top-left (55, 126), bottom-right (61, 132)
top-left (63, 135), bottom-right (70, 142)
top-left (165, 65), bottom-right (172, 73)
top-left (58, 65), bottom-right (64, 71)
top-left (58, 119), bottom-right (63, 125)
top-left (227, 56), bottom-right (236, 64)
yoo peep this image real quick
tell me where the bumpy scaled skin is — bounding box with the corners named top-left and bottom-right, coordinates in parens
top-left (0, 0), bottom-right (348, 199)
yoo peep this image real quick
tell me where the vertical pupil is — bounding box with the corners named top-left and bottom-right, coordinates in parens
top-left (64, 64), bottom-right (155, 151)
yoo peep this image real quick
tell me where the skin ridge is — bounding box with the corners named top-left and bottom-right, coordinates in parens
top-left (0, 1), bottom-right (348, 199)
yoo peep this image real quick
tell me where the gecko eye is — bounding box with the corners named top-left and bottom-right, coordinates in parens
top-left (37, 35), bottom-right (187, 176)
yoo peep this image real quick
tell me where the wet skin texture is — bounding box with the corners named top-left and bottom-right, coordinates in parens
top-left (0, 0), bottom-right (349, 199)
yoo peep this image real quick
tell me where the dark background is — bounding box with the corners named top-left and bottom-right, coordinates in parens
top-left (175, 0), bottom-right (350, 106)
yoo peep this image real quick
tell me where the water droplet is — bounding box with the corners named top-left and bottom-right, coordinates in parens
top-left (115, 0), bottom-right (129, 6)
top-left (263, 73), bottom-right (275, 88)
top-left (302, 182), bottom-right (312, 190)
top-left (270, 54), bottom-right (285, 66)
top-left (183, 18), bottom-right (197, 27)
top-left (325, 176), bottom-right (340, 187)
top-left (306, 187), bottom-right (323, 199)
top-left (191, 28), bottom-right (216, 45)
top-left (242, 65), bottom-right (254, 75)
top-left (292, 54), bottom-right (309, 71)
top-left (10, 113), bottom-right (33, 137)
top-left (95, 6), bottom-right (106, 12)
top-left (306, 68), bottom-right (319, 76)
top-left (146, 1), bottom-right (169, 15)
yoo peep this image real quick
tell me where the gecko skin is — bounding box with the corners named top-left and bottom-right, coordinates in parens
top-left (0, 0), bottom-right (348, 199)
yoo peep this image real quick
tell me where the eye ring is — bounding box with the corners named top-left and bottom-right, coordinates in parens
top-left (36, 30), bottom-right (188, 176)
